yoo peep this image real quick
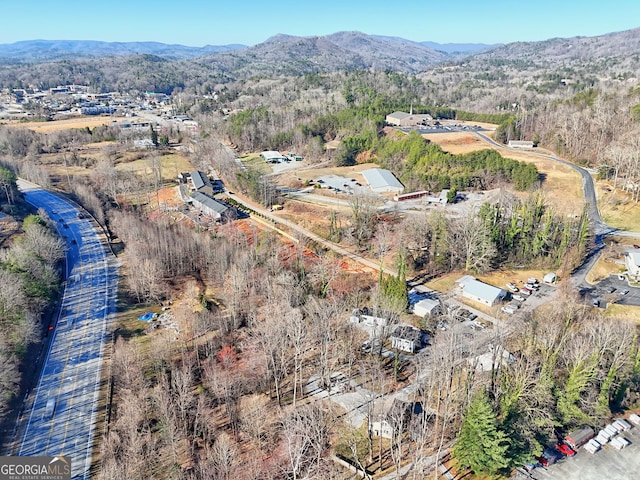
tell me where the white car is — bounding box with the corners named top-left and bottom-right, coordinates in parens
top-left (506, 283), bottom-right (519, 293)
top-left (513, 294), bottom-right (525, 302)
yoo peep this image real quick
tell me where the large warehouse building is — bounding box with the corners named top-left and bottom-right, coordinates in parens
top-left (361, 168), bottom-right (404, 194)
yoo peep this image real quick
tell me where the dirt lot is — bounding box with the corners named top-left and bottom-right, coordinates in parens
top-left (3, 116), bottom-right (123, 133)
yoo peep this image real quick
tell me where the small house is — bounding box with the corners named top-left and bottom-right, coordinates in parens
top-left (349, 307), bottom-right (390, 327)
top-left (390, 325), bottom-right (424, 353)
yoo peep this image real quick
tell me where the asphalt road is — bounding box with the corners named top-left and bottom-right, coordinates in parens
top-left (12, 182), bottom-right (118, 480)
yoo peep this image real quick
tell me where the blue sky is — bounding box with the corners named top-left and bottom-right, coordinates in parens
top-left (4, 0), bottom-right (640, 46)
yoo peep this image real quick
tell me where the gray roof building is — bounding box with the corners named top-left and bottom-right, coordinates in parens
top-left (190, 192), bottom-right (231, 221)
top-left (361, 168), bottom-right (404, 194)
top-left (457, 275), bottom-right (506, 307)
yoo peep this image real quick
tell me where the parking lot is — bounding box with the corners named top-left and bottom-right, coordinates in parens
top-left (580, 274), bottom-right (640, 308)
top-left (526, 424), bottom-right (640, 480)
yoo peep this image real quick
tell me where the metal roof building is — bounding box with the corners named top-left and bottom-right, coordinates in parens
top-left (190, 192), bottom-right (231, 221)
top-left (361, 168), bottom-right (404, 194)
top-left (457, 275), bottom-right (506, 307)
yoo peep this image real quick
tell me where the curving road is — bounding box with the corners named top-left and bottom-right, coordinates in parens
top-left (474, 131), bottom-right (640, 240)
top-left (11, 181), bottom-right (118, 479)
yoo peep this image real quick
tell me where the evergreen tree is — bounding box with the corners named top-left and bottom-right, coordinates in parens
top-left (453, 390), bottom-right (510, 477)
top-left (149, 124), bottom-right (158, 146)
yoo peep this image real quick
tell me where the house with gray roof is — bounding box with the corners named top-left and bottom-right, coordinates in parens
top-left (189, 170), bottom-right (214, 196)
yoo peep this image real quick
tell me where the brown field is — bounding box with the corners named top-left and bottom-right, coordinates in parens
top-left (422, 132), bottom-right (488, 155)
top-left (115, 152), bottom-right (194, 183)
top-left (597, 182), bottom-right (640, 232)
top-left (421, 131), bottom-right (584, 215)
top-left (603, 303), bottom-right (640, 322)
top-left (4, 116), bottom-right (123, 133)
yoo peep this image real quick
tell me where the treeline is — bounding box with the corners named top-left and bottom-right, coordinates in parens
top-left (374, 131), bottom-right (539, 192)
top-left (0, 204), bottom-right (64, 418)
top-left (396, 193), bottom-right (587, 274)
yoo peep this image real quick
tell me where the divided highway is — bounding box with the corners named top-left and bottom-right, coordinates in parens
top-left (11, 182), bottom-right (118, 480)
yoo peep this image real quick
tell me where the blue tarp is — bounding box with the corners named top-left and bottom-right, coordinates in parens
top-left (138, 312), bottom-right (155, 321)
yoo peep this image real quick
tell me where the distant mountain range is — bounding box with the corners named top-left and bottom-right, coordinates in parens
top-left (0, 35), bottom-right (496, 65)
top-left (0, 28), bottom-right (637, 92)
top-left (0, 40), bottom-right (246, 62)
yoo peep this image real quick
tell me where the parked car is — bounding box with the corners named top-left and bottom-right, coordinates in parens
top-left (513, 294), bottom-right (525, 302)
top-left (506, 282), bottom-right (519, 292)
top-left (620, 289), bottom-right (630, 295)
top-left (556, 444), bottom-right (576, 457)
top-left (537, 447), bottom-right (562, 467)
top-left (593, 299), bottom-right (600, 307)
top-left (618, 274), bottom-right (626, 280)
top-left (520, 288), bottom-right (532, 296)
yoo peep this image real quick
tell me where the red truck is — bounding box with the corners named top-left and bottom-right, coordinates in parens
top-left (564, 426), bottom-right (595, 449)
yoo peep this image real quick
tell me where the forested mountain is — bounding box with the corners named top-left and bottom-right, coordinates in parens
top-left (0, 39), bottom-right (246, 63)
top-left (1, 28), bottom-right (637, 93)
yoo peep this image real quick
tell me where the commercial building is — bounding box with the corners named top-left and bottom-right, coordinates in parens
top-left (190, 192), bottom-right (232, 222)
top-left (361, 168), bottom-right (404, 194)
top-left (456, 275), bottom-right (507, 307)
top-left (385, 111), bottom-right (433, 127)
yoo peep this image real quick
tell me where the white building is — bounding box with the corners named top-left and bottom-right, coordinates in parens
top-left (390, 325), bottom-right (423, 353)
top-left (412, 298), bottom-right (441, 318)
top-left (260, 150), bottom-right (287, 163)
top-left (361, 168), bottom-right (404, 194)
top-left (349, 308), bottom-right (389, 327)
top-left (456, 275), bottom-right (507, 307)
top-left (508, 140), bottom-right (534, 149)
top-left (385, 111), bottom-right (432, 127)
top-left (625, 250), bottom-right (640, 281)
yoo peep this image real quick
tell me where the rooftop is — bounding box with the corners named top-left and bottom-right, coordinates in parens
top-left (361, 168), bottom-right (404, 191)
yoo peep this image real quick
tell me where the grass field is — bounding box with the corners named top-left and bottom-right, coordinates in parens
top-left (4, 116), bottom-right (123, 133)
top-left (597, 183), bottom-right (640, 231)
top-left (115, 152), bottom-right (194, 183)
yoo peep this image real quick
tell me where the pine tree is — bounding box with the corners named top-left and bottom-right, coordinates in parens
top-left (452, 390), bottom-right (510, 477)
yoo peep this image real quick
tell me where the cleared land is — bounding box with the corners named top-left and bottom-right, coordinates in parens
top-left (3, 116), bottom-right (123, 133)
top-left (597, 182), bottom-right (640, 232)
top-left (422, 130), bottom-right (585, 216)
